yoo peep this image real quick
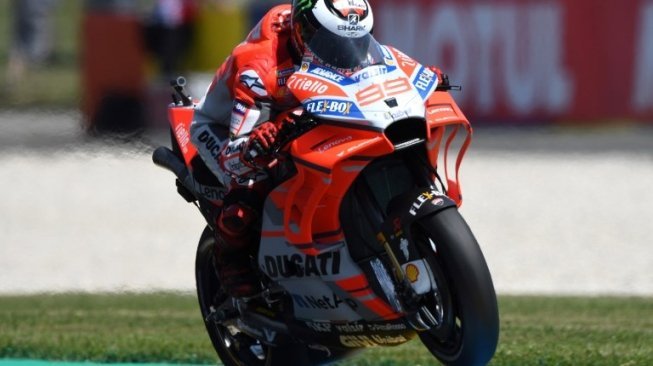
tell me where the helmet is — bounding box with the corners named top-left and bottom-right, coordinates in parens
top-left (291, 0), bottom-right (376, 72)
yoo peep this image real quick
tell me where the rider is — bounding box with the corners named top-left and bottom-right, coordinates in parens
top-left (189, 0), bottom-right (440, 298)
top-left (188, 0), bottom-right (377, 298)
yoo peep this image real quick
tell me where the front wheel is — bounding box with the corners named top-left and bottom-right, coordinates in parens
top-left (414, 208), bottom-right (499, 366)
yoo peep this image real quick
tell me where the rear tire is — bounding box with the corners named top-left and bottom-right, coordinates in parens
top-left (195, 226), bottom-right (322, 366)
top-left (414, 208), bottom-right (499, 366)
top-left (195, 226), bottom-right (271, 366)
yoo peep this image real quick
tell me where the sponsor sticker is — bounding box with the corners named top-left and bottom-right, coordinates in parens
top-left (174, 124), bottom-right (191, 153)
top-left (401, 259), bottom-right (433, 294)
top-left (306, 321), bottom-right (332, 332)
top-left (239, 70), bottom-right (268, 97)
top-left (292, 292), bottom-right (358, 311)
top-left (348, 14), bottom-right (360, 25)
top-left (304, 99), bottom-right (364, 119)
top-left (264, 251), bottom-right (341, 278)
top-left (405, 263), bottom-right (420, 283)
top-left (431, 197), bottom-right (445, 207)
top-left (277, 67), bottom-right (295, 87)
top-left (370, 334), bottom-right (408, 345)
top-left (339, 335), bottom-right (376, 348)
top-left (223, 140), bottom-right (246, 156)
top-left (232, 100), bottom-right (248, 115)
top-left (367, 323), bottom-right (407, 331)
top-left (337, 24), bottom-right (366, 32)
top-left (306, 100), bottom-right (351, 115)
top-left (314, 135), bottom-right (353, 153)
top-left (427, 105), bottom-right (455, 115)
top-left (194, 183), bottom-right (226, 202)
top-left (409, 190), bottom-right (439, 216)
top-left (351, 66), bottom-right (388, 81)
top-left (339, 334), bottom-right (408, 348)
top-left (197, 130), bottom-right (222, 158)
top-left (310, 66), bottom-right (346, 83)
top-left (413, 66), bottom-right (437, 99)
top-left (287, 76), bottom-right (330, 94)
top-left (335, 323), bottom-right (364, 333)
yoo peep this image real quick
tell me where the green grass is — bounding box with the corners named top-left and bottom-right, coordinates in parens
top-left (1, 293), bottom-right (652, 365)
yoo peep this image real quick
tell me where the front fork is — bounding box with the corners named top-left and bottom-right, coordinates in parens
top-left (375, 188), bottom-right (457, 331)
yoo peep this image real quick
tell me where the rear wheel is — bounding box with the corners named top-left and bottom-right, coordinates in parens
top-left (414, 208), bottom-right (499, 366)
top-left (195, 226), bottom-right (271, 366)
top-left (195, 226), bottom-right (321, 366)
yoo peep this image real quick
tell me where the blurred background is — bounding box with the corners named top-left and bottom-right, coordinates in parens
top-left (1, 0), bottom-right (652, 296)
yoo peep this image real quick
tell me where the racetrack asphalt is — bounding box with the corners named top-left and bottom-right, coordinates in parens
top-left (1, 110), bottom-right (652, 296)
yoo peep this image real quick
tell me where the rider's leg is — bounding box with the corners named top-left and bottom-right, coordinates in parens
top-left (214, 186), bottom-right (267, 298)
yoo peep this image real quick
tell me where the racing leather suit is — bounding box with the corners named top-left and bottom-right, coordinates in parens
top-left (189, 4), bottom-right (300, 297)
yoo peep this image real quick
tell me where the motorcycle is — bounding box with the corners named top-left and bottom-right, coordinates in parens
top-left (153, 38), bottom-right (499, 366)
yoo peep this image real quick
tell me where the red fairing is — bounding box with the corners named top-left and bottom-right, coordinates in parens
top-left (168, 106), bottom-right (197, 165)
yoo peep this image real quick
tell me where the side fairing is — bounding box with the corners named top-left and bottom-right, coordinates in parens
top-left (257, 231), bottom-right (367, 322)
top-left (258, 189), bottom-right (402, 322)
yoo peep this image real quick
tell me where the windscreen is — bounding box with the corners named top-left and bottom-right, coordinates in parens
top-left (304, 27), bottom-right (386, 74)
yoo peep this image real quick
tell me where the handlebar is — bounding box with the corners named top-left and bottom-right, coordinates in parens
top-left (170, 76), bottom-right (193, 106)
top-left (436, 73), bottom-right (462, 91)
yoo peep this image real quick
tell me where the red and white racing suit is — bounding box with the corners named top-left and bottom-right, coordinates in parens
top-left (189, 4), bottom-right (300, 296)
top-left (190, 4), bottom-right (299, 189)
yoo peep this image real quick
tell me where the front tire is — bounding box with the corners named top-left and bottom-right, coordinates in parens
top-left (414, 208), bottom-right (499, 366)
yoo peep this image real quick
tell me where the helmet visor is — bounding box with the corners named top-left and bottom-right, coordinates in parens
top-left (304, 27), bottom-right (385, 73)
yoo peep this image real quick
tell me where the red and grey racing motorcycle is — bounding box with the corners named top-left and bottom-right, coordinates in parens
top-left (153, 35), bottom-right (499, 366)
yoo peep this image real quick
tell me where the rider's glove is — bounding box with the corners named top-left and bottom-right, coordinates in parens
top-left (241, 109), bottom-right (304, 170)
top-left (241, 121), bottom-right (279, 170)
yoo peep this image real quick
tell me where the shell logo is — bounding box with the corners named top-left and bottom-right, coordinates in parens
top-left (405, 263), bottom-right (420, 283)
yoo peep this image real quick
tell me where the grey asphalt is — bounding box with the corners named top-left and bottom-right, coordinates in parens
top-left (1, 110), bottom-right (652, 295)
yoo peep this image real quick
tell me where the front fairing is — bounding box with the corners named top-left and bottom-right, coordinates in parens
top-left (288, 44), bottom-right (439, 131)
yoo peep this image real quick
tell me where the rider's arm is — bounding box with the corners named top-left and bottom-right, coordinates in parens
top-left (190, 63), bottom-right (274, 186)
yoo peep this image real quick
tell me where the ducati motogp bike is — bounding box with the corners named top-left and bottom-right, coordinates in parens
top-left (153, 41), bottom-right (499, 366)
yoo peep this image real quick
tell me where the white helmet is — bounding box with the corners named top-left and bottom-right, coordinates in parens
top-left (291, 0), bottom-right (376, 72)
